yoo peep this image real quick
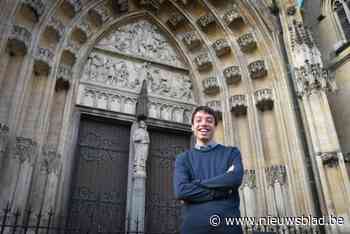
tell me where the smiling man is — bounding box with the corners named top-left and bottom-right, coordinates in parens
top-left (173, 106), bottom-right (244, 234)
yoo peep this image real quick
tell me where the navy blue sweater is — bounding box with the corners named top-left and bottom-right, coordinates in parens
top-left (173, 144), bottom-right (244, 234)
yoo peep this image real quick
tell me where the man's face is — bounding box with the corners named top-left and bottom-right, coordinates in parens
top-left (191, 111), bottom-right (216, 144)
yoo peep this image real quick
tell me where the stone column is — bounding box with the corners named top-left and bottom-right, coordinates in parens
top-left (281, 6), bottom-right (350, 233)
top-left (127, 120), bottom-right (150, 233)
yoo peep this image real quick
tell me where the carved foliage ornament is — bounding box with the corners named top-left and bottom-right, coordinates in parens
top-left (197, 13), bottom-right (215, 31)
top-left (237, 32), bottom-right (257, 53)
top-left (265, 165), bottom-right (287, 186)
top-left (206, 100), bottom-right (222, 120)
top-left (97, 20), bottom-right (184, 67)
top-left (248, 60), bottom-right (267, 79)
top-left (202, 76), bottom-right (219, 95)
top-left (47, 16), bottom-right (65, 41)
top-left (223, 5), bottom-right (244, 27)
top-left (224, 66), bottom-right (241, 85)
top-left (182, 31), bottom-right (201, 50)
top-left (230, 95), bottom-right (247, 116)
top-left (167, 13), bottom-right (186, 29)
top-left (194, 52), bottom-right (212, 71)
top-left (212, 39), bottom-right (231, 57)
top-left (13, 137), bottom-right (38, 164)
top-left (7, 25), bottom-right (32, 56)
top-left (318, 151), bottom-right (339, 167)
top-left (34, 47), bottom-right (54, 76)
top-left (255, 88), bottom-right (274, 111)
top-left (294, 62), bottom-right (337, 97)
top-left (21, 0), bottom-right (46, 20)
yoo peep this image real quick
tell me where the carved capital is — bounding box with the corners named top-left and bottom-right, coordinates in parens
top-left (182, 31), bottom-right (201, 50)
top-left (212, 39), bottom-right (230, 57)
top-left (46, 16), bottom-right (65, 41)
top-left (41, 145), bottom-right (62, 174)
top-left (224, 66), bottom-right (241, 85)
top-left (242, 169), bottom-right (256, 188)
top-left (318, 152), bottom-right (339, 167)
top-left (74, 21), bottom-right (92, 43)
top-left (13, 137), bottom-right (38, 164)
top-left (21, 0), bottom-right (45, 21)
top-left (56, 64), bottom-right (72, 91)
top-left (34, 47), bottom-right (54, 76)
top-left (230, 95), bottom-right (247, 117)
top-left (206, 100), bottom-right (222, 120)
top-left (248, 60), bottom-right (267, 79)
top-left (254, 88), bottom-right (274, 111)
top-left (63, 0), bottom-right (82, 14)
top-left (265, 165), bottom-right (287, 186)
top-left (0, 123), bottom-right (10, 154)
top-left (194, 52), bottom-right (212, 71)
top-left (7, 25), bottom-right (32, 56)
top-left (197, 13), bottom-right (215, 31)
top-left (237, 32), bottom-right (257, 53)
top-left (202, 76), bottom-right (220, 95)
top-left (89, 4), bottom-right (112, 24)
top-left (223, 5), bottom-right (244, 27)
top-left (167, 13), bottom-right (185, 30)
top-left (294, 63), bottom-right (336, 97)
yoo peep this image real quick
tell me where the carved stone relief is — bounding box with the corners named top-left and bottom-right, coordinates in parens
top-left (12, 137), bottom-right (38, 165)
top-left (248, 60), bottom-right (267, 79)
top-left (202, 76), bottom-right (219, 95)
top-left (96, 20), bottom-right (184, 67)
top-left (242, 169), bottom-right (256, 188)
top-left (197, 13), bottom-right (215, 31)
top-left (206, 100), bottom-right (222, 120)
top-left (254, 88), bottom-right (274, 111)
top-left (0, 123), bottom-right (9, 156)
top-left (230, 95), bottom-right (247, 117)
top-left (33, 47), bottom-right (54, 76)
top-left (265, 165), bottom-right (287, 186)
top-left (21, 0), bottom-right (46, 21)
top-left (82, 53), bottom-right (194, 103)
top-left (41, 145), bottom-right (62, 174)
top-left (182, 31), bottom-right (201, 50)
top-left (194, 52), bottom-right (212, 71)
top-left (6, 25), bottom-right (32, 56)
top-left (46, 16), bottom-right (65, 41)
top-left (223, 4), bottom-right (244, 27)
top-left (237, 32), bottom-right (257, 53)
top-left (318, 152), bottom-right (339, 167)
top-left (212, 39), bottom-right (231, 57)
top-left (224, 66), bottom-right (241, 85)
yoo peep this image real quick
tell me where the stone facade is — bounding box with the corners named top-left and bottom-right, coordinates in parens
top-left (0, 0), bottom-right (349, 233)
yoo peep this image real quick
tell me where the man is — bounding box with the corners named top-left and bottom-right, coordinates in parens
top-left (173, 106), bottom-right (244, 234)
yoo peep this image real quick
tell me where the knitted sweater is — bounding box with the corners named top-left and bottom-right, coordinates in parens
top-left (173, 144), bottom-right (244, 234)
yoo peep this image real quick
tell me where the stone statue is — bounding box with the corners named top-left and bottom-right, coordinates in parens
top-left (132, 121), bottom-right (150, 176)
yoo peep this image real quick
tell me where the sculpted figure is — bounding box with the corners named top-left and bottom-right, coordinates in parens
top-left (132, 121), bottom-right (150, 176)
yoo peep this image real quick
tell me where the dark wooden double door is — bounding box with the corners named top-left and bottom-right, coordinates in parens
top-left (68, 117), bottom-right (190, 233)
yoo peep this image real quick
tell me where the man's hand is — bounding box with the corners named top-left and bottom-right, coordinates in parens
top-left (226, 164), bottom-right (235, 173)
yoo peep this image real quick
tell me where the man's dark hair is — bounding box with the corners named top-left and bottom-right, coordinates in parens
top-left (191, 106), bottom-right (218, 126)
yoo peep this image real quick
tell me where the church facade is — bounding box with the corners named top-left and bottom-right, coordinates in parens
top-left (0, 0), bottom-right (349, 233)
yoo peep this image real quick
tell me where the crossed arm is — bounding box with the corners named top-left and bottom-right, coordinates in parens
top-left (173, 149), bottom-right (244, 203)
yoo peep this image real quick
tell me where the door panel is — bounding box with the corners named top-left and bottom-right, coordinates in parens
top-left (145, 129), bottom-right (191, 234)
top-left (68, 118), bottom-right (130, 233)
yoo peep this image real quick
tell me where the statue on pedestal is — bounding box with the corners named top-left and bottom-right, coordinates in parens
top-left (132, 120), bottom-right (150, 176)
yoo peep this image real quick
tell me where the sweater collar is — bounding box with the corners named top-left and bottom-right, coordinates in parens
top-left (195, 140), bottom-right (217, 150)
